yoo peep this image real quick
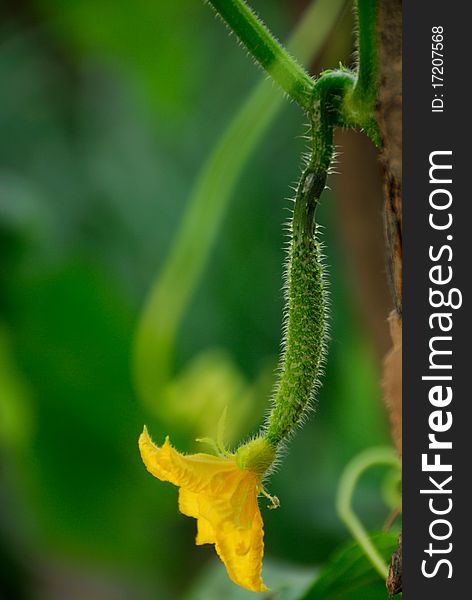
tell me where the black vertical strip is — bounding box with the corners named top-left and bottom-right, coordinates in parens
top-left (404, 2), bottom-right (470, 597)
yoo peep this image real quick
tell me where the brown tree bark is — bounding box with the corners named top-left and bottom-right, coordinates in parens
top-left (377, 0), bottom-right (402, 595)
top-left (377, 0), bottom-right (402, 462)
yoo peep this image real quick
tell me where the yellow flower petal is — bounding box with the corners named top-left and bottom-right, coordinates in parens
top-left (179, 489), bottom-right (215, 545)
top-left (138, 428), bottom-right (268, 592)
top-left (139, 427), bottom-right (235, 492)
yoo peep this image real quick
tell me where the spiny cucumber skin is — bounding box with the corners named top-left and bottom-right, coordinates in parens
top-left (261, 79), bottom-right (341, 450)
top-left (264, 233), bottom-right (326, 447)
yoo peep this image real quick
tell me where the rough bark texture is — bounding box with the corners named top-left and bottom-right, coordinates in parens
top-left (387, 533), bottom-right (403, 597)
top-left (378, 0), bottom-right (403, 319)
top-left (377, 0), bottom-right (402, 456)
top-left (377, 0), bottom-right (402, 595)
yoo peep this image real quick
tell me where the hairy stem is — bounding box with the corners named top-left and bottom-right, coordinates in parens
top-left (353, 0), bottom-right (378, 109)
top-left (206, 0), bottom-right (315, 110)
top-left (342, 0), bottom-right (380, 143)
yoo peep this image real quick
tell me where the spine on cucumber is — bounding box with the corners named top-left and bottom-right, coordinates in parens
top-left (264, 164), bottom-right (328, 448)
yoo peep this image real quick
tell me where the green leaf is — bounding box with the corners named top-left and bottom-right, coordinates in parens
top-left (299, 532), bottom-right (398, 600)
top-left (184, 556), bottom-right (317, 600)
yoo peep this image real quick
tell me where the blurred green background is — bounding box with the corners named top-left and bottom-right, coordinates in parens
top-left (0, 0), bottom-right (396, 598)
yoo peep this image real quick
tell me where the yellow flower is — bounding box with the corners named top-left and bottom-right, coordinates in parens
top-left (139, 427), bottom-right (276, 592)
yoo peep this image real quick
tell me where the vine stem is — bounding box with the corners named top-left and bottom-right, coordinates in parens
top-left (342, 0), bottom-right (380, 143)
top-left (336, 446), bottom-right (401, 579)
top-left (208, 0), bottom-right (381, 142)
top-left (206, 0), bottom-right (315, 110)
top-left (352, 0), bottom-right (378, 109)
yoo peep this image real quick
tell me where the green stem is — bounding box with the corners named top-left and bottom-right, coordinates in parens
top-left (352, 0), bottom-right (378, 110)
top-left (341, 0), bottom-right (380, 144)
top-left (336, 447), bottom-right (401, 580)
top-left (207, 0), bottom-right (315, 110)
top-left (133, 0), bottom-right (346, 413)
